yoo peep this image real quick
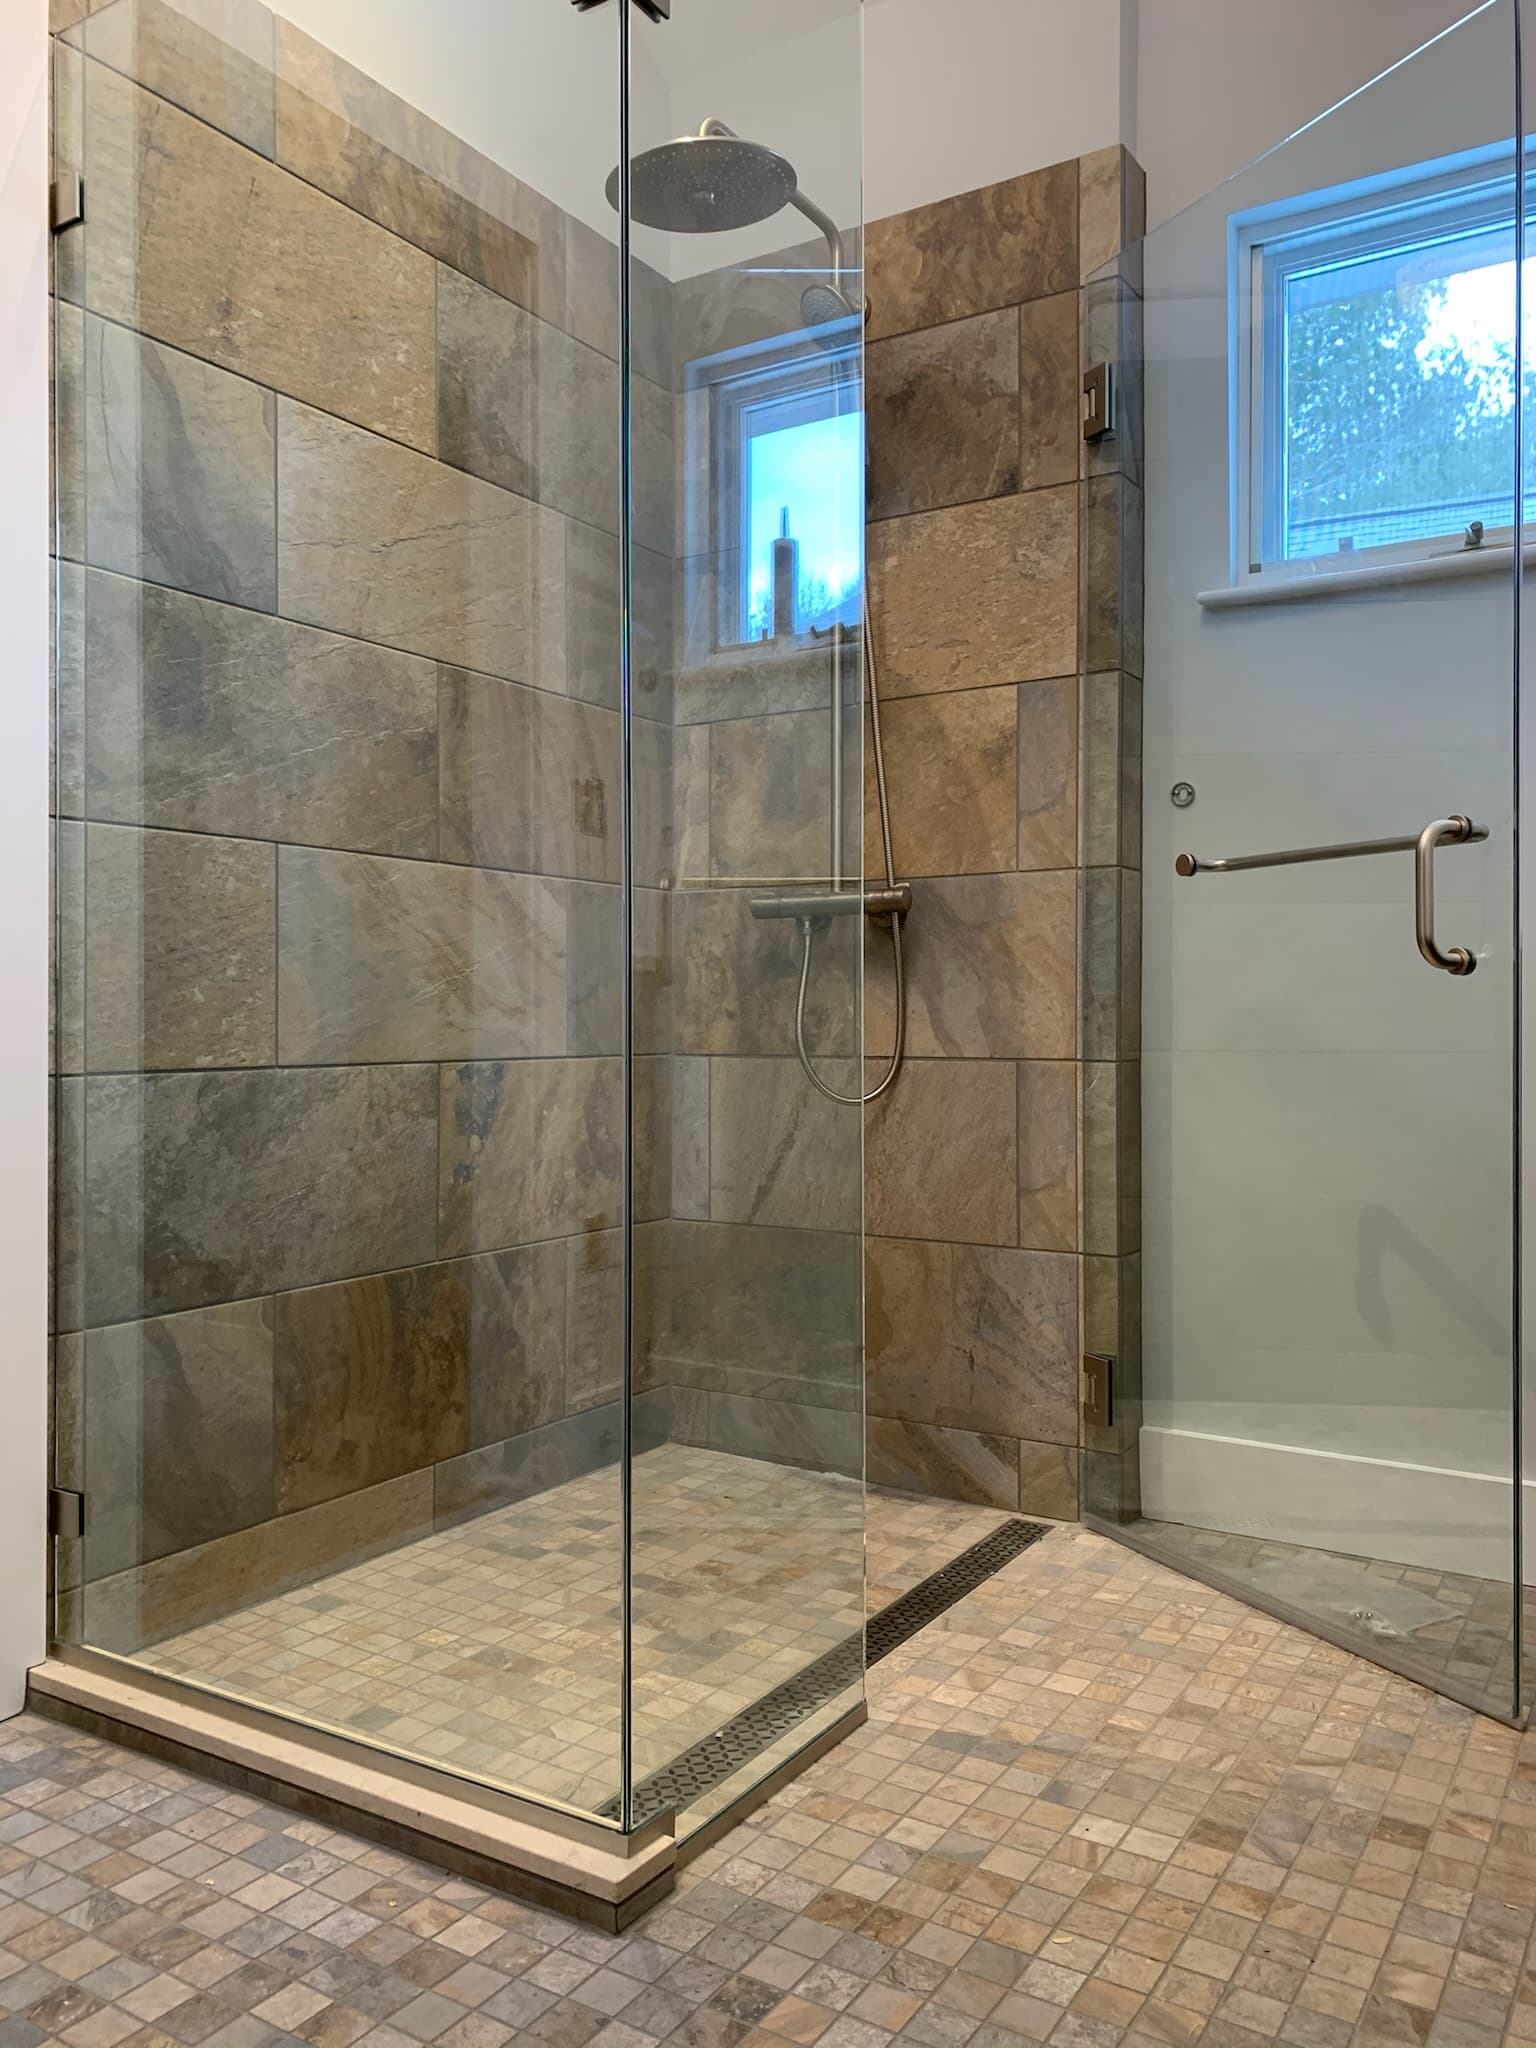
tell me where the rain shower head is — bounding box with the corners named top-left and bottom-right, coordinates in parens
top-left (800, 282), bottom-right (858, 333)
top-left (604, 131), bottom-right (798, 234)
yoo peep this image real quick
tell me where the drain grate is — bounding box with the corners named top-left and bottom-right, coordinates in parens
top-left (601, 1516), bottom-right (1050, 1826)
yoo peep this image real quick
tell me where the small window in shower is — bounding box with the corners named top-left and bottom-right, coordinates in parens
top-left (1235, 145), bottom-right (1534, 580)
top-left (702, 338), bottom-right (863, 645)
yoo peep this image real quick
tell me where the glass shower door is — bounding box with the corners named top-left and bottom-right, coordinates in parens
top-left (1117, 0), bottom-right (1526, 1720)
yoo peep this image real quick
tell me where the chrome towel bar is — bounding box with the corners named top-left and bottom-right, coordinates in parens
top-left (1175, 814), bottom-right (1488, 976)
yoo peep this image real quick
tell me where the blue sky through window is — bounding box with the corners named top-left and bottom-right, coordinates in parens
top-left (745, 410), bottom-right (864, 638)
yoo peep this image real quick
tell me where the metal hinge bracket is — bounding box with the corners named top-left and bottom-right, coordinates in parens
top-left (50, 174), bottom-right (85, 234)
top-left (1082, 361), bottom-right (1116, 442)
top-left (49, 1488), bottom-right (86, 1539)
top-left (573, 0), bottom-right (669, 18)
top-left (1081, 1354), bottom-right (1114, 1431)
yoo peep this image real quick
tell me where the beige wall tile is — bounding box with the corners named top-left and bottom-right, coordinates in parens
top-left (865, 685), bottom-right (1019, 879)
top-left (866, 308), bottom-right (1020, 520)
top-left (276, 847), bottom-right (567, 1065)
top-left (867, 161), bottom-right (1079, 340)
top-left (1018, 1060), bottom-right (1079, 1254)
top-left (866, 1416), bottom-right (1020, 1510)
top-left (868, 488), bottom-right (1078, 698)
top-left (866, 872), bottom-right (1076, 1061)
top-left (866, 1060), bottom-right (1019, 1246)
top-left (1017, 675), bottom-right (1079, 870)
top-left (1019, 292), bottom-right (1081, 493)
top-left (1019, 1439), bottom-right (1080, 1520)
top-left (84, 57), bottom-right (437, 451)
top-left (78, 0), bottom-right (277, 157)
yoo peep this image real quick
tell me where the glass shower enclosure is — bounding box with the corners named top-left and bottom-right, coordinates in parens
top-left (47, 0), bottom-right (866, 1895)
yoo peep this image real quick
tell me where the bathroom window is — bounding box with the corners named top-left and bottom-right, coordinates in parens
top-left (707, 342), bottom-right (864, 644)
top-left (1236, 148), bottom-right (1535, 580)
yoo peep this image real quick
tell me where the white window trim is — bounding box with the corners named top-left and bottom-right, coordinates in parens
top-left (1229, 137), bottom-right (1524, 592)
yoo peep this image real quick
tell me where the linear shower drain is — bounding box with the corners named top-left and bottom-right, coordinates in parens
top-left (599, 1515), bottom-right (1050, 1827)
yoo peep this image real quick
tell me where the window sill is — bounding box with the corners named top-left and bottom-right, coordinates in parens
top-left (1197, 540), bottom-right (1536, 612)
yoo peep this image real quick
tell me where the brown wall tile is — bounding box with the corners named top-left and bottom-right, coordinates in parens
top-left (1017, 675), bottom-right (1079, 870)
top-left (866, 308), bottom-right (1020, 520)
top-left (866, 1416), bottom-right (1019, 1512)
top-left (866, 160), bottom-right (1079, 339)
top-left (1018, 292), bottom-right (1081, 492)
top-left (1017, 1060), bottom-right (1078, 1254)
top-left (78, 0), bottom-right (277, 157)
top-left (438, 1057), bottom-right (623, 1256)
top-left (865, 685), bottom-right (1018, 879)
top-left (709, 1058), bottom-right (861, 1234)
top-left (84, 57), bottom-right (437, 451)
top-left (868, 488), bottom-right (1079, 698)
top-left (277, 847), bottom-right (567, 1065)
top-left (866, 872), bottom-right (1076, 1062)
top-left (866, 1060), bottom-right (1018, 1246)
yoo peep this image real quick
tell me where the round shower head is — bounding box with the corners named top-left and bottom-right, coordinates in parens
top-left (605, 133), bottom-right (798, 234)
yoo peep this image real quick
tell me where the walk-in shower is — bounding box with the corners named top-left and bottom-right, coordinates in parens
top-left (41, 0), bottom-right (875, 1920)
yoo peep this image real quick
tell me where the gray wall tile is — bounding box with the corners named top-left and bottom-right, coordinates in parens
top-left (77, 0), bottom-right (278, 157)
top-left (277, 846), bottom-right (566, 1064)
top-left (866, 1060), bottom-right (1019, 1246)
top-left (439, 1057), bottom-right (623, 1256)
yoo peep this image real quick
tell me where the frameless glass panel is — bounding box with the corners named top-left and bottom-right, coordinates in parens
top-left (51, 0), bottom-right (631, 1816)
top-left (622, 0), bottom-right (866, 1832)
top-left (1093, 0), bottom-right (1524, 1722)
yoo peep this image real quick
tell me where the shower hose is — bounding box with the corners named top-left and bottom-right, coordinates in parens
top-left (793, 597), bottom-right (908, 1106)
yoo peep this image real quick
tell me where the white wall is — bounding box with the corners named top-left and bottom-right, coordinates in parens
top-left (1, 0), bottom-right (51, 1716)
top-left (1138, 0), bottom-right (1527, 1577)
top-left (863, 0), bottom-right (1134, 221)
top-left (1135, 0), bottom-right (1482, 228)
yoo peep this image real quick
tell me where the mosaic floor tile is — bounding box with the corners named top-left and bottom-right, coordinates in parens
top-left (12, 1504), bottom-right (1536, 2048)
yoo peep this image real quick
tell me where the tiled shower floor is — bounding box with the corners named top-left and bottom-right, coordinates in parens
top-left (138, 1445), bottom-right (872, 1815)
top-left (1128, 1520), bottom-right (1536, 1717)
top-left (9, 1510), bottom-right (1536, 2048)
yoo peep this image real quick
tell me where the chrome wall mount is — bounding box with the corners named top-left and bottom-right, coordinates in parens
top-left (1082, 361), bottom-right (1116, 441)
top-left (1175, 813), bottom-right (1488, 975)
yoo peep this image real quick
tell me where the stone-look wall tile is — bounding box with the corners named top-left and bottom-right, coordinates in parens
top-left (673, 886), bottom-right (858, 1059)
top-left (565, 883), bottom-right (672, 1059)
top-left (54, 299), bottom-right (86, 562)
top-left (277, 847), bottom-right (566, 1065)
top-left (1018, 293), bottom-right (1081, 493)
top-left (78, 0), bottom-right (277, 157)
top-left (625, 1218), bottom-right (862, 1394)
top-left (439, 1057), bottom-right (622, 1257)
top-left (82, 317), bottom-right (276, 609)
top-left (1082, 471), bottom-right (1145, 679)
top-left (273, 1262), bottom-right (471, 1513)
top-left (468, 1240), bottom-right (568, 1444)
top-left (867, 488), bottom-right (1078, 698)
top-left (1017, 675), bottom-right (1078, 870)
top-left (1079, 671), bottom-right (1142, 871)
top-left (1079, 143), bottom-right (1146, 288)
top-left (55, 824), bottom-right (86, 1077)
top-left (1082, 273), bottom-right (1145, 486)
top-left (671, 1057), bottom-right (710, 1221)
top-left (634, 1055), bottom-right (675, 1228)
top-left (672, 232), bottom-right (838, 370)
top-left (82, 824), bottom-right (276, 1072)
top-left (278, 402), bottom-right (567, 690)
top-left (1082, 867), bottom-right (1142, 1064)
top-left (1083, 1060), bottom-right (1141, 1258)
top-left (433, 1406), bottom-right (622, 1532)
top-left (66, 1065), bottom-right (439, 1327)
top-left (866, 872), bottom-right (1076, 1062)
top-left (708, 1058), bottom-right (861, 1235)
top-left (84, 59), bottom-right (437, 451)
top-left (866, 161), bottom-right (1079, 341)
top-left (564, 216), bottom-right (673, 385)
top-left (80, 572), bottom-right (439, 857)
top-left (437, 267), bottom-right (619, 534)
top-left (439, 666), bottom-right (621, 883)
top-left (566, 1228), bottom-right (621, 1414)
top-left (274, 21), bottom-right (544, 313)
top-left (1019, 1440), bottom-right (1079, 1521)
top-left (866, 1417), bottom-right (1018, 1512)
top-left (866, 1061), bottom-right (1018, 1247)
top-left (867, 1235), bottom-right (1079, 1445)
top-left (866, 308), bottom-right (1020, 521)
top-left (74, 1297), bottom-right (275, 1579)
top-left (1081, 1252), bottom-right (1142, 1524)
top-left (82, 1470), bottom-right (436, 1650)
top-left (865, 685), bottom-right (1018, 879)
top-left (705, 1393), bottom-right (861, 1481)
top-left (1018, 1060), bottom-right (1078, 1254)
top-left (710, 707), bottom-right (858, 885)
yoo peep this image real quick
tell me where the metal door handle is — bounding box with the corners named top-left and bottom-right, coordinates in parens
top-left (1415, 816), bottom-right (1479, 975)
top-left (1177, 812), bottom-right (1487, 976)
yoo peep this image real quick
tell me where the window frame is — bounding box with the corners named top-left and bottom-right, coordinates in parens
top-left (1231, 139), bottom-right (1524, 587)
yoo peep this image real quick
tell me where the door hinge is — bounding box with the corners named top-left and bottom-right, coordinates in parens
top-left (573, 0), bottom-right (669, 19)
top-left (1082, 361), bottom-right (1116, 442)
top-left (1081, 1354), bottom-right (1114, 1431)
top-left (49, 1488), bottom-right (86, 1539)
top-left (50, 174), bottom-right (85, 234)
